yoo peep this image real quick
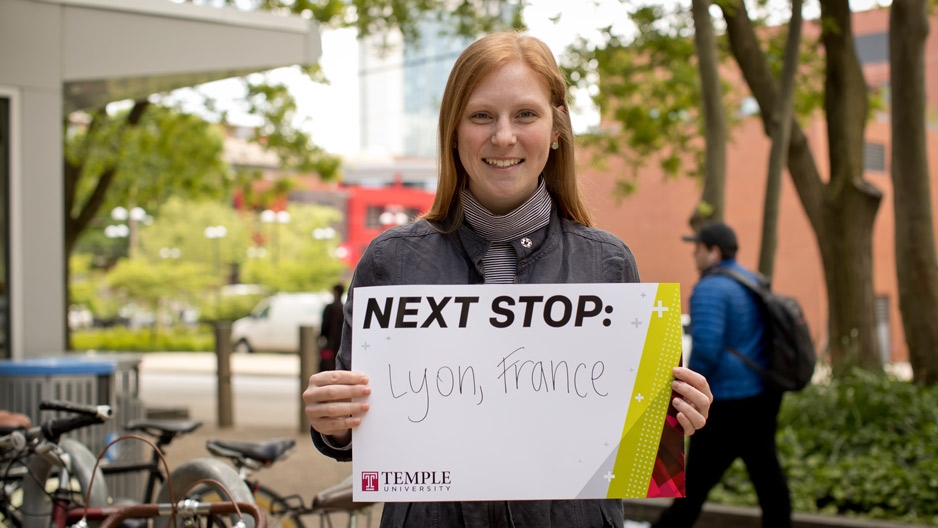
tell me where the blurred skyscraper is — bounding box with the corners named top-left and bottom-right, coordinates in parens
top-left (358, 21), bottom-right (471, 158)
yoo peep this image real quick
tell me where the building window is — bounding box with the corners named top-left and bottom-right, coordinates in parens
top-left (863, 141), bottom-right (886, 172)
top-left (854, 31), bottom-right (888, 64)
top-left (365, 205), bottom-right (384, 229)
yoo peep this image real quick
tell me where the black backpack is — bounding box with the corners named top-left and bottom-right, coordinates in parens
top-left (712, 268), bottom-right (817, 392)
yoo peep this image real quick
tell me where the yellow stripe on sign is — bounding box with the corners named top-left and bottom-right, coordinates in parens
top-left (608, 283), bottom-right (683, 498)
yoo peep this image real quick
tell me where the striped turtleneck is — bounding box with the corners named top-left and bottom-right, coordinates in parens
top-left (461, 179), bottom-right (552, 284)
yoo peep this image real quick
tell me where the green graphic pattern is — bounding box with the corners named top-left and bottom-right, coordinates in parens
top-left (608, 283), bottom-right (683, 498)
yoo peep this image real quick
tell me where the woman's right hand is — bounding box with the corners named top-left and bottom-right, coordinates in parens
top-left (303, 370), bottom-right (371, 445)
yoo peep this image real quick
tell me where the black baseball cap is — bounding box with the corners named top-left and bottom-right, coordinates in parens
top-left (682, 221), bottom-right (738, 256)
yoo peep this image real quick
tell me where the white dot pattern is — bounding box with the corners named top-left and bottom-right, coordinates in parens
top-left (624, 286), bottom-right (682, 497)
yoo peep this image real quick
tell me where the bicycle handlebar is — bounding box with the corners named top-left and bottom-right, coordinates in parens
top-left (41, 412), bottom-right (110, 443)
top-left (39, 400), bottom-right (112, 420)
top-left (97, 500), bottom-right (265, 528)
top-left (0, 402), bottom-right (112, 451)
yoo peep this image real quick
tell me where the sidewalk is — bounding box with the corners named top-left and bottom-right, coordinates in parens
top-left (139, 351), bottom-right (299, 377)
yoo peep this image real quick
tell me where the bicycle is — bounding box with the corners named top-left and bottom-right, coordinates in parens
top-left (0, 399), bottom-right (113, 528)
top-left (2, 402), bottom-right (258, 528)
top-left (98, 417), bottom-right (261, 528)
top-left (98, 417), bottom-right (204, 506)
top-left (204, 437), bottom-right (376, 528)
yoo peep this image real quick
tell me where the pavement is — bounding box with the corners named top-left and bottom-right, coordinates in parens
top-left (137, 352), bottom-right (384, 527)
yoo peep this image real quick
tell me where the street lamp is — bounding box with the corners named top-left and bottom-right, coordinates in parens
top-left (204, 225), bottom-right (228, 318)
top-left (110, 206), bottom-right (151, 258)
top-left (379, 206), bottom-right (409, 229)
top-left (159, 247), bottom-right (181, 259)
top-left (260, 209), bottom-right (290, 264)
top-left (311, 227), bottom-right (336, 240)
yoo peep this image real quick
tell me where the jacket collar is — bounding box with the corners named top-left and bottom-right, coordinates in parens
top-left (453, 204), bottom-right (561, 278)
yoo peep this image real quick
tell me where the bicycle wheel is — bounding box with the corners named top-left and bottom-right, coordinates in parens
top-left (20, 438), bottom-right (110, 528)
top-left (198, 484), bottom-right (305, 528)
top-left (153, 457), bottom-right (257, 528)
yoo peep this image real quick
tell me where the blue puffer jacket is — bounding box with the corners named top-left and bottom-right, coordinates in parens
top-left (313, 206), bottom-right (638, 528)
top-left (687, 260), bottom-right (767, 401)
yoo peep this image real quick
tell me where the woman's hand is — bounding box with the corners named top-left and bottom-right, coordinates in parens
top-left (303, 370), bottom-right (371, 446)
top-left (670, 367), bottom-right (713, 436)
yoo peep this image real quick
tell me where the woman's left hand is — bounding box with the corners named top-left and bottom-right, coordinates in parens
top-left (670, 367), bottom-right (713, 436)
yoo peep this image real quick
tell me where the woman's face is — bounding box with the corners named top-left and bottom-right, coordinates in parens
top-left (456, 60), bottom-right (558, 215)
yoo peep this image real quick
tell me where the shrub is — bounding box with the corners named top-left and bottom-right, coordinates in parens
top-left (72, 326), bottom-right (215, 352)
top-left (708, 367), bottom-right (938, 525)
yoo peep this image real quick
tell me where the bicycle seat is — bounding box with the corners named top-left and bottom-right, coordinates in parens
top-left (124, 418), bottom-right (203, 443)
top-left (312, 475), bottom-right (376, 512)
top-left (206, 438), bottom-right (296, 465)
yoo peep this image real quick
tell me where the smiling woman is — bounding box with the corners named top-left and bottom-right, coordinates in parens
top-left (302, 31), bottom-right (714, 528)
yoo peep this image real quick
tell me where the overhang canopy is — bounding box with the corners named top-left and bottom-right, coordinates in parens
top-left (44, 0), bottom-right (322, 111)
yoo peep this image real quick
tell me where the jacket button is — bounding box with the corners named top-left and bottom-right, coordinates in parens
top-left (520, 237), bottom-right (532, 248)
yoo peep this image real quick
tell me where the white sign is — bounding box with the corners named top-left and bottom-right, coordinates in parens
top-left (350, 283), bottom-right (683, 502)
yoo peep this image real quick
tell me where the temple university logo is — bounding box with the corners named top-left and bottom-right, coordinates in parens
top-left (361, 472), bottom-right (379, 492)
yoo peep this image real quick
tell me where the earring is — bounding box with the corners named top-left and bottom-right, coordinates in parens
top-left (551, 141), bottom-right (559, 150)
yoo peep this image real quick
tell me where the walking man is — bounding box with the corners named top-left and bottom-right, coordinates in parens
top-left (653, 221), bottom-right (791, 528)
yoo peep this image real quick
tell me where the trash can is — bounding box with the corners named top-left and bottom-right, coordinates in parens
top-left (0, 356), bottom-right (116, 455)
top-left (78, 352), bottom-right (147, 500)
top-left (0, 354), bottom-right (147, 500)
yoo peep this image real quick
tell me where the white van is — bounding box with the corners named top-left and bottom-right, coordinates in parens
top-left (230, 292), bottom-right (333, 353)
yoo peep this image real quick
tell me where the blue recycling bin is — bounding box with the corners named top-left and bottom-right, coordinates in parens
top-left (0, 357), bottom-right (116, 412)
top-left (0, 356), bottom-right (116, 457)
top-left (0, 354), bottom-right (148, 499)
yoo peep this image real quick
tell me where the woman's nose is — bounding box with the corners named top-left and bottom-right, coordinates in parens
top-left (491, 120), bottom-right (516, 146)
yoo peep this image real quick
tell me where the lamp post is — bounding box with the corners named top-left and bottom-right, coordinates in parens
top-left (104, 223), bottom-right (129, 262)
top-left (379, 206), bottom-right (409, 230)
top-left (159, 247), bottom-right (181, 260)
top-left (260, 209), bottom-right (290, 265)
top-left (204, 225), bottom-right (228, 318)
top-left (109, 206), bottom-right (151, 258)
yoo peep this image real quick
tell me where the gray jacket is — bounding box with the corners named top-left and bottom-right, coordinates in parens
top-left (313, 207), bottom-right (640, 528)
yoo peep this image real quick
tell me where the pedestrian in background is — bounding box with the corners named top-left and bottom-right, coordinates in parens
top-left (653, 221), bottom-right (791, 528)
top-left (318, 283), bottom-right (344, 372)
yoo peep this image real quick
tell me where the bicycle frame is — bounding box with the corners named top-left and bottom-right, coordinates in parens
top-left (66, 499), bottom-right (265, 528)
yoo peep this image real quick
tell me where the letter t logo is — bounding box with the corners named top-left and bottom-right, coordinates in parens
top-left (362, 472), bottom-right (379, 492)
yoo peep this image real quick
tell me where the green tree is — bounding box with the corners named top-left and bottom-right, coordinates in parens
top-left (565, 1), bottom-right (882, 371)
top-left (65, 0), bottom-right (521, 342)
top-left (240, 204), bottom-right (346, 293)
top-left (105, 258), bottom-right (215, 332)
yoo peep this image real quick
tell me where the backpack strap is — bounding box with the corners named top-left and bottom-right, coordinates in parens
top-left (710, 267), bottom-right (767, 297)
top-left (710, 267), bottom-right (771, 378)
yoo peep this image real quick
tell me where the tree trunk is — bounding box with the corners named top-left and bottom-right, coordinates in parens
top-left (819, 0), bottom-right (882, 370)
top-left (689, 0), bottom-right (727, 229)
top-left (757, 0), bottom-right (802, 280)
top-left (720, 0), bottom-right (882, 371)
top-left (890, 0), bottom-right (938, 385)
